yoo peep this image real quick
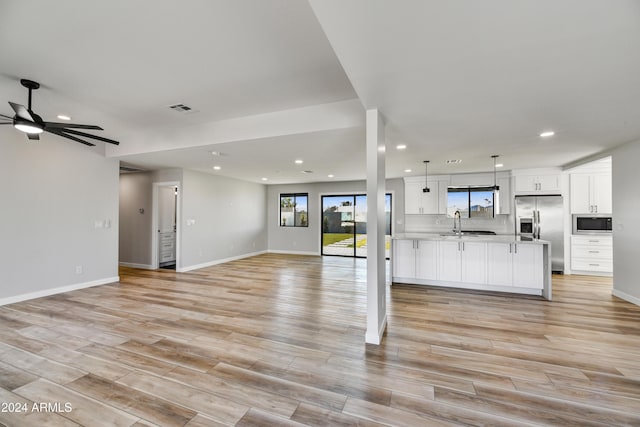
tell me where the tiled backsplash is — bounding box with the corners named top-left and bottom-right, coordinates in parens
top-left (404, 214), bottom-right (515, 235)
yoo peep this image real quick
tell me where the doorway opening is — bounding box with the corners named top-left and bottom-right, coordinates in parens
top-left (321, 193), bottom-right (392, 258)
top-left (152, 182), bottom-right (180, 270)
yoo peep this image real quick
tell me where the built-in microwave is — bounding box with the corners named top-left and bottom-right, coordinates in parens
top-left (572, 214), bottom-right (612, 234)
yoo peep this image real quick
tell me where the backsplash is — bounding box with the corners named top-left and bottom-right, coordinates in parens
top-left (404, 214), bottom-right (515, 235)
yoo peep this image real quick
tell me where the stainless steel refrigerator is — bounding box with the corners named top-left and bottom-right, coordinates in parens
top-left (515, 195), bottom-right (564, 273)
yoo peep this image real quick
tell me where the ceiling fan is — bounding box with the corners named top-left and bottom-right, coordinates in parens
top-left (0, 79), bottom-right (119, 147)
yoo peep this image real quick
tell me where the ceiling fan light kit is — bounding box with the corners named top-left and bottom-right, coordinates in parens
top-left (0, 78), bottom-right (119, 147)
top-left (13, 117), bottom-right (44, 134)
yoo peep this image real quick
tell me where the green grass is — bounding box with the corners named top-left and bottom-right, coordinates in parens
top-left (354, 237), bottom-right (392, 250)
top-left (323, 234), bottom-right (392, 250)
top-left (322, 233), bottom-right (353, 246)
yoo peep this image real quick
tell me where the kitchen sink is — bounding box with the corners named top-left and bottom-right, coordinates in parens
top-left (439, 230), bottom-right (496, 237)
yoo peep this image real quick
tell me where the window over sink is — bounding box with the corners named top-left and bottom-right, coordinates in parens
top-left (447, 186), bottom-right (495, 218)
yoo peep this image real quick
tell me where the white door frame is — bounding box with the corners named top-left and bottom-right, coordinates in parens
top-left (152, 181), bottom-right (181, 270)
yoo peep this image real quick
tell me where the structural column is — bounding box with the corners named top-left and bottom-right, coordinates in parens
top-left (365, 109), bottom-right (387, 345)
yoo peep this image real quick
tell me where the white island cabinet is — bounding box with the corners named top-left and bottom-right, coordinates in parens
top-left (393, 239), bottom-right (437, 280)
top-left (487, 242), bottom-right (543, 289)
top-left (438, 240), bottom-right (486, 284)
top-left (392, 234), bottom-right (551, 299)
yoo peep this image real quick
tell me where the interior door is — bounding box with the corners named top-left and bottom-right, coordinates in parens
top-left (158, 185), bottom-right (177, 268)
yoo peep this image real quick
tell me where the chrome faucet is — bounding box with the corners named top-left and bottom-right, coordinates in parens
top-left (453, 210), bottom-right (462, 237)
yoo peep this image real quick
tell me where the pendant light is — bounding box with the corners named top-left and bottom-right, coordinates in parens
top-left (491, 155), bottom-right (500, 216)
top-left (422, 160), bottom-right (430, 193)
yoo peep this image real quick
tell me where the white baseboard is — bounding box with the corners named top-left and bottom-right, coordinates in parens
top-left (119, 262), bottom-right (154, 270)
top-left (365, 314), bottom-right (387, 345)
top-left (268, 250), bottom-right (320, 256)
top-left (0, 276), bottom-right (120, 306)
top-left (612, 289), bottom-right (640, 306)
top-left (178, 250), bottom-right (268, 273)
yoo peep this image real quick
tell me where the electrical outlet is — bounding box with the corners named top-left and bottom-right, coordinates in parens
top-left (75, 265), bottom-right (83, 274)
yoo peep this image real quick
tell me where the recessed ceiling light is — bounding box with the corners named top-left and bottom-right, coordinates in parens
top-left (540, 131), bottom-right (555, 138)
top-left (211, 151), bottom-right (227, 156)
top-left (295, 159), bottom-right (304, 164)
top-left (327, 174), bottom-right (334, 178)
top-left (213, 166), bottom-right (221, 170)
top-left (261, 177), bottom-right (268, 181)
top-left (57, 114), bottom-right (71, 121)
top-left (301, 170), bottom-right (313, 174)
top-left (495, 163), bottom-right (504, 168)
top-left (396, 144), bottom-right (407, 150)
top-left (404, 169), bottom-right (412, 173)
top-left (446, 159), bottom-right (462, 164)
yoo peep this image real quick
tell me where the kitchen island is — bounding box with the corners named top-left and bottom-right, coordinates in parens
top-left (392, 233), bottom-right (552, 300)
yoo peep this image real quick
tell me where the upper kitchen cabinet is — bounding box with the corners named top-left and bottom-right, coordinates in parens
top-left (496, 176), bottom-right (512, 215)
top-left (568, 157), bottom-right (612, 214)
top-left (404, 175), bottom-right (449, 215)
top-left (513, 169), bottom-right (562, 194)
top-left (570, 173), bottom-right (612, 214)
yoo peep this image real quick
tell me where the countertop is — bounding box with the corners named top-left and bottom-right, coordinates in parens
top-left (393, 233), bottom-right (550, 245)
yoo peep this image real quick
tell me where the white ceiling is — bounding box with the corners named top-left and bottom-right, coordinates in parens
top-left (2, 1), bottom-right (640, 183)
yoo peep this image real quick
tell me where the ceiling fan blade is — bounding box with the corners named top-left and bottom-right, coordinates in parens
top-left (57, 128), bottom-right (120, 145)
top-left (44, 122), bottom-right (103, 130)
top-left (8, 101), bottom-right (35, 122)
top-left (46, 128), bottom-right (95, 146)
top-left (0, 113), bottom-right (14, 120)
top-left (27, 133), bottom-right (40, 141)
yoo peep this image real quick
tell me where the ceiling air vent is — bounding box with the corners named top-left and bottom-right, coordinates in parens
top-left (119, 164), bottom-right (146, 173)
top-left (168, 103), bottom-right (193, 112)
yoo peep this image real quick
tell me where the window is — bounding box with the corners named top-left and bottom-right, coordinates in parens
top-left (280, 193), bottom-right (308, 227)
top-left (321, 193), bottom-right (392, 258)
top-left (447, 186), bottom-right (494, 218)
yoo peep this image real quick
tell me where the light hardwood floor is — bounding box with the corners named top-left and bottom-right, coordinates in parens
top-left (1, 253), bottom-right (639, 426)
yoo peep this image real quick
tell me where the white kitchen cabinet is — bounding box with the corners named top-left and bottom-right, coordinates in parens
top-left (415, 240), bottom-right (438, 280)
top-left (461, 241), bottom-right (487, 284)
top-left (570, 235), bottom-right (612, 274)
top-left (496, 176), bottom-right (511, 215)
top-left (514, 173), bottom-right (561, 194)
top-left (159, 231), bottom-right (176, 265)
top-left (487, 242), bottom-right (543, 289)
top-left (393, 239), bottom-right (416, 278)
top-left (570, 173), bottom-right (611, 214)
top-left (512, 243), bottom-right (544, 288)
top-left (437, 240), bottom-right (486, 284)
top-left (404, 177), bottom-right (448, 215)
top-left (393, 236), bottom-right (550, 298)
top-left (486, 243), bottom-right (513, 286)
top-left (438, 241), bottom-right (462, 282)
top-left (393, 239), bottom-right (437, 280)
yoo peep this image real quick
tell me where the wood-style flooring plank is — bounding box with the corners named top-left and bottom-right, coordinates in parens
top-left (66, 374), bottom-right (196, 427)
top-left (0, 387), bottom-right (80, 427)
top-left (0, 254), bottom-right (637, 426)
top-left (14, 378), bottom-right (140, 427)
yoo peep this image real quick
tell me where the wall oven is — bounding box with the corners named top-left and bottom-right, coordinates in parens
top-left (572, 214), bottom-right (612, 234)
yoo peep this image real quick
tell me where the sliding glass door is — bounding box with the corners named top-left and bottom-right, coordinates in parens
top-left (321, 194), bottom-right (391, 258)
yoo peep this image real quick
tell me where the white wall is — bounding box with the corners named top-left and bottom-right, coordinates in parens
top-left (267, 179), bottom-right (404, 254)
top-left (180, 170), bottom-right (268, 270)
top-left (611, 140), bottom-right (640, 305)
top-left (118, 169), bottom-right (183, 268)
top-left (119, 172), bottom-right (153, 267)
top-left (0, 131), bottom-right (119, 304)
